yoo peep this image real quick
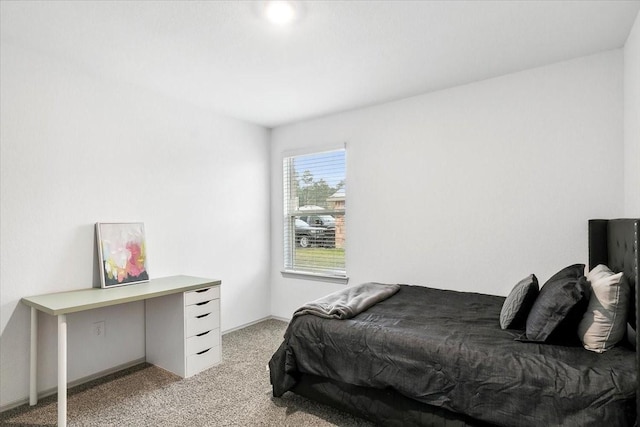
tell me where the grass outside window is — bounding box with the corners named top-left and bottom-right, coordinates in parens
top-left (294, 247), bottom-right (345, 271)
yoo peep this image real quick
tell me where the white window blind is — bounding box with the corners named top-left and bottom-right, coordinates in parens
top-left (283, 148), bottom-right (346, 277)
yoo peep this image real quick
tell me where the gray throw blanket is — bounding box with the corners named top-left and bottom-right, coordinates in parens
top-left (293, 282), bottom-right (401, 320)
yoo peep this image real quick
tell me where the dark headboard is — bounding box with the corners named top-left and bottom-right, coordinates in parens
top-left (589, 219), bottom-right (639, 330)
top-left (588, 218), bottom-right (639, 423)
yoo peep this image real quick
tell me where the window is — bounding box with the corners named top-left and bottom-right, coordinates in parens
top-left (283, 148), bottom-right (346, 279)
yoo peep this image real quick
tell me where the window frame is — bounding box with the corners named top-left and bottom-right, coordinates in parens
top-left (281, 145), bottom-right (348, 284)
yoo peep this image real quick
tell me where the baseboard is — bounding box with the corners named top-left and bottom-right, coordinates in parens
top-left (0, 357), bottom-right (146, 413)
top-left (269, 315), bottom-right (291, 323)
top-left (222, 315), bottom-right (289, 335)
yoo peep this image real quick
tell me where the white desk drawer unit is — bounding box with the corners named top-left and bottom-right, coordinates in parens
top-left (146, 283), bottom-right (221, 378)
top-left (184, 288), bottom-right (221, 376)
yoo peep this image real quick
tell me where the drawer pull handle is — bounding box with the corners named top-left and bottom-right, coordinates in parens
top-left (196, 313), bottom-right (210, 319)
top-left (195, 288), bottom-right (210, 293)
top-left (197, 348), bottom-right (211, 355)
top-left (196, 330), bottom-right (211, 337)
top-left (196, 300), bottom-right (210, 306)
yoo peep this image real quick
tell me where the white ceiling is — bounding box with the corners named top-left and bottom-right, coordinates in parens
top-left (2, 1), bottom-right (639, 128)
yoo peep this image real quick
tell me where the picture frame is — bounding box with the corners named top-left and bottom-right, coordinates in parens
top-left (96, 222), bottom-right (149, 288)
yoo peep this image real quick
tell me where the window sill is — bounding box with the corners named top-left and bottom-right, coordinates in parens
top-left (281, 270), bottom-right (349, 284)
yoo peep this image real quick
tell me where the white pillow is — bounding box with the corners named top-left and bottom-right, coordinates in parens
top-left (578, 264), bottom-right (629, 353)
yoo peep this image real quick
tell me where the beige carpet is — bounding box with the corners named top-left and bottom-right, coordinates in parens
top-left (0, 319), bottom-right (374, 426)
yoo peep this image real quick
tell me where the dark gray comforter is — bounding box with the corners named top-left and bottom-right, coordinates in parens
top-left (270, 285), bottom-right (636, 427)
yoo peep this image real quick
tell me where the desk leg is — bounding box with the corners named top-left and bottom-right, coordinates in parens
top-left (58, 314), bottom-right (67, 427)
top-left (29, 307), bottom-right (37, 405)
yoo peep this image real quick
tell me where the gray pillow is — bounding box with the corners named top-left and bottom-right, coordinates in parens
top-left (525, 264), bottom-right (588, 343)
top-left (500, 274), bottom-right (539, 330)
top-left (578, 264), bottom-right (629, 353)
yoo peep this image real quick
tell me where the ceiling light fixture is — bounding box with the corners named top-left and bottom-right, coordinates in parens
top-left (264, 1), bottom-right (297, 26)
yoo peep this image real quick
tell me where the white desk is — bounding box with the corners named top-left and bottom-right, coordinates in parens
top-left (21, 275), bottom-right (221, 427)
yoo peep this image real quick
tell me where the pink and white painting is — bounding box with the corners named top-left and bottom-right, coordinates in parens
top-left (96, 222), bottom-right (149, 288)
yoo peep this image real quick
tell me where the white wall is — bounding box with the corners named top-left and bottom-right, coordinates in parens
top-left (625, 10), bottom-right (640, 217)
top-left (270, 50), bottom-right (624, 319)
top-left (0, 40), bottom-right (271, 408)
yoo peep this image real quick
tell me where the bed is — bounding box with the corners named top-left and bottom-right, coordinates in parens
top-left (269, 219), bottom-right (640, 426)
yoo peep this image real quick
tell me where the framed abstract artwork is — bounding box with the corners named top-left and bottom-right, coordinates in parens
top-left (96, 222), bottom-right (149, 288)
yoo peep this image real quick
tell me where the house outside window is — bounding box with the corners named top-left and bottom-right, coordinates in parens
top-left (283, 148), bottom-right (346, 280)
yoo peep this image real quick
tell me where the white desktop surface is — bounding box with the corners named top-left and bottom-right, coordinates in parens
top-left (22, 275), bottom-right (221, 315)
